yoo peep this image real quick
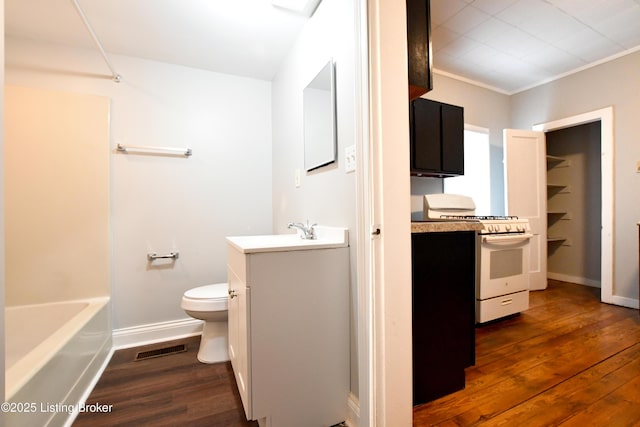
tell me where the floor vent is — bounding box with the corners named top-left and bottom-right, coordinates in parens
top-left (135, 344), bottom-right (187, 361)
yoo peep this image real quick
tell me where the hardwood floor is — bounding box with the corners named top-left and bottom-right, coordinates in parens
top-left (414, 280), bottom-right (640, 426)
top-left (73, 335), bottom-right (257, 427)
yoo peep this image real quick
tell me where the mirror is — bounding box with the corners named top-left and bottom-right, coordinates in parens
top-left (303, 60), bottom-right (336, 171)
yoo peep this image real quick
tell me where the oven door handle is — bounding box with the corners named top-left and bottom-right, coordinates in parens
top-left (482, 233), bottom-right (534, 245)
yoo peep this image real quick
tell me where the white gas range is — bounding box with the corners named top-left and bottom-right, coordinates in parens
top-left (423, 194), bottom-right (533, 323)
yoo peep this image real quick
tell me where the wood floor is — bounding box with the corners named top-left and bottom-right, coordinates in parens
top-left (414, 280), bottom-right (640, 426)
top-left (73, 280), bottom-right (639, 427)
top-left (73, 335), bottom-right (257, 427)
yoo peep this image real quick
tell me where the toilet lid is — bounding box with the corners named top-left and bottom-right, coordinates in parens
top-left (184, 283), bottom-right (228, 300)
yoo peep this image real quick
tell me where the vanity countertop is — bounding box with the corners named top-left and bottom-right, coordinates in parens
top-left (411, 221), bottom-right (484, 233)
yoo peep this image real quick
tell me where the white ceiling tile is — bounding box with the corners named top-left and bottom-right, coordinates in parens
top-left (431, 26), bottom-right (463, 52)
top-left (554, 27), bottom-right (622, 63)
top-left (438, 36), bottom-right (485, 60)
top-left (591, 4), bottom-right (640, 48)
top-left (485, 27), bottom-right (549, 58)
top-left (517, 7), bottom-right (585, 44)
top-left (521, 44), bottom-right (585, 75)
top-left (465, 18), bottom-right (512, 43)
top-left (441, 5), bottom-right (491, 34)
top-left (495, 0), bottom-right (555, 26)
top-left (469, 0), bottom-right (519, 16)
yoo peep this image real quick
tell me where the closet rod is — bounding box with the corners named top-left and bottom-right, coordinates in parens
top-left (71, 0), bottom-right (122, 83)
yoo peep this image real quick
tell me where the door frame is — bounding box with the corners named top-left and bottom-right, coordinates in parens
top-left (533, 107), bottom-right (614, 304)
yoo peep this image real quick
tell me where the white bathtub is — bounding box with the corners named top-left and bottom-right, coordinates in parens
top-left (5, 297), bottom-right (112, 427)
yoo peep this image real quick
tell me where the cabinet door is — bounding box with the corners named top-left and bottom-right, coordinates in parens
top-left (407, 0), bottom-right (432, 100)
top-left (228, 267), bottom-right (251, 419)
top-left (412, 231), bottom-right (476, 405)
top-left (411, 98), bottom-right (441, 173)
top-left (441, 103), bottom-right (464, 175)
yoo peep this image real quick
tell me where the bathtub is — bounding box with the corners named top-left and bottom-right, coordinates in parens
top-left (5, 297), bottom-right (112, 427)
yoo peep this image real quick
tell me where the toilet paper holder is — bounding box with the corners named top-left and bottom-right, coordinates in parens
top-left (147, 251), bottom-right (179, 262)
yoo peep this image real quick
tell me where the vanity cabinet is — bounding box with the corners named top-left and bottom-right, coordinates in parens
top-left (407, 0), bottom-right (433, 100)
top-left (410, 97), bottom-right (464, 177)
top-left (411, 230), bottom-right (476, 405)
top-left (226, 238), bottom-right (349, 427)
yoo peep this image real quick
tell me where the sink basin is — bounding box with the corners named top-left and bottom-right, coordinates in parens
top-left (226, 226), bottom-right (348, 253)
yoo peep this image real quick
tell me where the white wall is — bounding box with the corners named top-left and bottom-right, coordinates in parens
top-left (270, 0), bottom-right (359, 397)
top-left (5, 37), bottom-right (273, 329)
top-left (511, 50), bottom-right (640, 302)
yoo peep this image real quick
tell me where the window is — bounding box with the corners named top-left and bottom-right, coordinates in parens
top-left (444, 127), bottom-right (491, 215)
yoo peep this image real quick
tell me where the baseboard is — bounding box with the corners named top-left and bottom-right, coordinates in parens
top-left (611, 295), bottom-right (640, 310)
top-left (548, 273), bottom-right (639, 309)
top-left (112, 318), bottom-right (204, 350)
top-left (547, 272), bottom-right (601, 288)
top-left (346, 392), bottom-right (360, 427)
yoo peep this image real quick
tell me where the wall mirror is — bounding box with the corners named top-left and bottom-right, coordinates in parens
top-left (303, 60), bottom-right (336, 171)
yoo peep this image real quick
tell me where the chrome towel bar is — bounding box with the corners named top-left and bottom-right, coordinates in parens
top-left (116, 143), bottom-right (192, 157)
top-left (147, 251), bottom-right (179, 262)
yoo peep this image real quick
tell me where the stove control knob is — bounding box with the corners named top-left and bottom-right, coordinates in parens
top-left (505, 224), bottom-right (511, 231)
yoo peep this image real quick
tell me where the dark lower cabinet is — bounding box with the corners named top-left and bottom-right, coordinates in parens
top-left (412, 231), bottom-right (476, 406)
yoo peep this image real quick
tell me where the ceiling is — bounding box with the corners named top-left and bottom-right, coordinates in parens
top-left (4, 0), bottom-right (309, 81)
top-left (431, 0), bottom-right (640, 94)
top-left (5, 0), bottom-right (640, 93)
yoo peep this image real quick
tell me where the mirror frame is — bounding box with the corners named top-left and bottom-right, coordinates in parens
top-left (303, 59), bottom-right (337, 172)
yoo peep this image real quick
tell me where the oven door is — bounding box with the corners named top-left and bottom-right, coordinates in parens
top-left (478, 233), bottom-right (532, 300)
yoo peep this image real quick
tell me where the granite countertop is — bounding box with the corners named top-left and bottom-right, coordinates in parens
top-left (411, 221), bottom-right (484, 233)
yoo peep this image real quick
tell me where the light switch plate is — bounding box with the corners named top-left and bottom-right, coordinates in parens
top-left (295, 169), bottom-right (301, 187)
top-left (345, 145), bottom-right (356, 173)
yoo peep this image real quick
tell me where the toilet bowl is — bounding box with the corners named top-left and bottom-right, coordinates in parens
top-left (181, 283), bottom-right (229, 364)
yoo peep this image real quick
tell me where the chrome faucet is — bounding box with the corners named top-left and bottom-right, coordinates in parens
top-left (287, 221), bottom-right (317, 240)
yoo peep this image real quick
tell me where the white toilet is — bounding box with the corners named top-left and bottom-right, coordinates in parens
top-left (181, 283), bottom-right (229, 364)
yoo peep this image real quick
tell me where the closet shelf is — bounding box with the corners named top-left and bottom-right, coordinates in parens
top-left (547, 236), bottom-right (567, 242)
top-left (546, 155), bottom-right (571, 168)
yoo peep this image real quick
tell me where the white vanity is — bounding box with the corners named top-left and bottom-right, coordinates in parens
top-left (226, 226), bottom-right (350, 427)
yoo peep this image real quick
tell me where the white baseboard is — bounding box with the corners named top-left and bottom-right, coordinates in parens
top-left (548, 273), bottom-right (639, 310)
top-left (112, 318), bottom-right (204, 350)
top-left (346, 392), bottom-right (360, 427)
top-left (547, 272), bottom-right (601, 288)
top-left (611, 295), bottom-right (640, 310)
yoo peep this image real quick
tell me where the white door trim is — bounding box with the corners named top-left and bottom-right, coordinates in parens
top-left (532, 106), bottom-right (614, 304)
top-left (352, 0), bottom-right (372, 425)
top-left (366, 0), bottom-right (413, 425)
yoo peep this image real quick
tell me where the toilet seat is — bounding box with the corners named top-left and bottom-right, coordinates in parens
top-left (181, 283), bottom-right (228, 312)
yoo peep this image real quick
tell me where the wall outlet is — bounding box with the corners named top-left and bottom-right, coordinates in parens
top-left (295, 169), bottom-right (301, 188)
top-left (345, 145), bottom-right (356, 173)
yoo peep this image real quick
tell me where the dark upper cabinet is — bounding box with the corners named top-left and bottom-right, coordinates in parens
top-left (410, 98), bottom-right (464, 177)
top-left (407, 0), bottom-right (433, 100)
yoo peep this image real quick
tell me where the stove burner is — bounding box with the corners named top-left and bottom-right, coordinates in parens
top-left (440, 215), bottom-right (519, 221)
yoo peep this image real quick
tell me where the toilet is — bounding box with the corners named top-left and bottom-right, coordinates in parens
top-left (181, 283), bottom-right (229, 364)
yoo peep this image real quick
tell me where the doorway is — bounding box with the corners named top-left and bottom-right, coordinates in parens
top-left (546, 122), bottom-right (602, 288)
top-left (533, 107), bottom-right (614, 304)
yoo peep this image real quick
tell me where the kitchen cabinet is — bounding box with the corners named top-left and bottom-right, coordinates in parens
top-left (407, 0), bottom-right (433, 100)
top-left (226, 237), bottom-right (349, 427)
top-left (410, 97), bottom-right (464, 177)
top-left (411, 230), bottom-right (476, 405)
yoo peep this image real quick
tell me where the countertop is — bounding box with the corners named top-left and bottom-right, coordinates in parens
top-left (411, 221), bottom-right (484, 233)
